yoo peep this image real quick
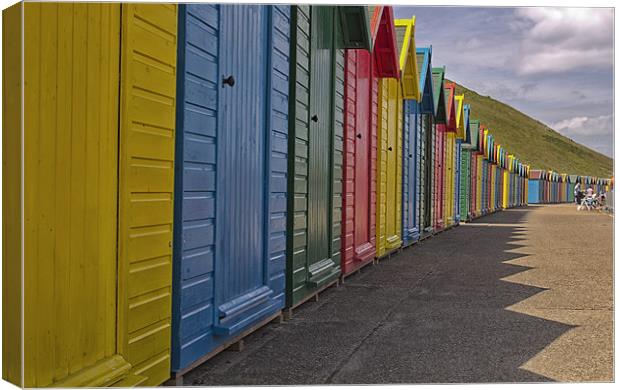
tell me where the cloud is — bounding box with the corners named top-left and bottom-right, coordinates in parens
top-left (393, 6), bottom-right (614, 157)
top-left (551, 115), bottom-right (613, 137)
top-left (515, 8), bottom-right (613, 74)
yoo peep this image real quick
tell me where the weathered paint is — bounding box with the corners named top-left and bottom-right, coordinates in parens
top-left (18, 3), bottom-right (177, 387)
top-left (342, 6), bottom-right (398, 276)
top-left (2, 2), bottom-right (22, 386)
top-left (172, 4), bottom-right (290, 373)
top-left (287, 6), bottom-right (370, 308)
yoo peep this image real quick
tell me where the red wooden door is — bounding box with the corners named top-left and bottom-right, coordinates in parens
top-left (342, 48), bottom-right (377, 276)
top-left (353, 50), bottom-right (374, 258)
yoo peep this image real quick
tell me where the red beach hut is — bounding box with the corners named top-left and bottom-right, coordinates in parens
top-left (342, 6), bottom-right (400, 277)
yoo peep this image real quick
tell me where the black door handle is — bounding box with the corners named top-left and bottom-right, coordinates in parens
top-left (311, 114), bottom-right (318, 122)
top-left (222, 75), bottom-right (235, 87)
top-left (408, 153), bottom-right (412, 158)
top-left (356, 133), bottom-right (362, 139)
top-left (388, 146), bottom-right (393, 151)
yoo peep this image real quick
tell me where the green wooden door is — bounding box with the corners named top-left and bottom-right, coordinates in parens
top-left (307, 6), bottom-right (338, 284)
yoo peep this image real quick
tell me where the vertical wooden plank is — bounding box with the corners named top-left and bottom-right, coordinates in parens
top-left (101, 2), bottom-right (121, 360)
top-left (68, 3), bottom-right (88, 376)
top-left (53, 2), bottom-right (72, 381)
top-left (23, 2), bottom-right (40, 386)
top-left (36, 2), bottom-right (58, 385)
top-left (2, 2), bottom-right (23, 386)
top-left (84, 3), bottom-right (101, 367)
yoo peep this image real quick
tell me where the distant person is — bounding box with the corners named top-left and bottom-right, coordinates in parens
top-left (574, 183), bottom-right (585, 209)
top-left (574, 182), bottom-right (581, 204)
top-left (586, 187), bottom-right (594, 198)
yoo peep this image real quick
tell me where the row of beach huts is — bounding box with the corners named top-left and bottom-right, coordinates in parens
top-left (2, 3), bottom-right (612, 387)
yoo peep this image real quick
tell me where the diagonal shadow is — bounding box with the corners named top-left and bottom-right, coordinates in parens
top-left (185, 207), bottom-right (575, 385)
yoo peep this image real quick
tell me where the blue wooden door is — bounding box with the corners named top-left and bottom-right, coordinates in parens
top-left (214, 4), bottom-right (275, 335)
top-left (403, 100), bottom-right (417, 242)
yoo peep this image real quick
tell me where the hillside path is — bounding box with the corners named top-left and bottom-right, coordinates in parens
top-left (182, 204), bottom-right (613, 384)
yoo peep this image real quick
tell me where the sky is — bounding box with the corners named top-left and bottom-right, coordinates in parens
top-left (393, 6), bottom-right (614, 158)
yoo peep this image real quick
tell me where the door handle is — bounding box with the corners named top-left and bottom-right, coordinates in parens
top-left (356, 133), bottom-right (362, 139)
top-left (222, 75), bottom-right (235, 87)
top-left (388, 146), bottom-right (393, 151)
top-left (311, 114), bottom-right (318, 122)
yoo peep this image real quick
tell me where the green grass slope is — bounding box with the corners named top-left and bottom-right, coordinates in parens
top-left (452, 81), bottom-right (613, 178)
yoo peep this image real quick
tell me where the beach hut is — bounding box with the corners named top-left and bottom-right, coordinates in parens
top-left (451, 92), bottom-right (463, 224)
top-left (568, 175), bottom-right (578, 203)
top-left (402, 25), bottom-right (434, 247)
top-left (454, 101), bottom-right (471, 223)
top-left (475, 124), bottom-right (485, 217)
top-left (440, 79), bottom-right (456, 229)
top-left (528, 170), bottom-right (546, 204)
top-left (4, 3), bottom-right (178, 386)
top-left (468, 120), bottom-right (480, 219)
top-left (429, 67), bottom-right (447, 233)
top-left (286, 5), bottom-right (371, 308)
top-left (503, 154), bottom-right (511, 209)
top-left (342, 6), bottom-right (399, 276)
top-left (482, 129), bottom-right (491, 214)
top-left (459, 106), bottom-right (473, 221)
top-left (171, 4), bottom-right (294, 376)
top-left (442, 82), bottom-right (463, 227)
top-left (403, 46), bottom-right (434, 245)
top-left (375, 14), bottom-right (419, 258)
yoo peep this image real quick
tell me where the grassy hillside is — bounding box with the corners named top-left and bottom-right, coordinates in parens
top-left (452, 81), bottom-right (613, 178)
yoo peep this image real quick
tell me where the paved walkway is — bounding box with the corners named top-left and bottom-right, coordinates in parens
top-left (183, 204), bottom-right (613, 384)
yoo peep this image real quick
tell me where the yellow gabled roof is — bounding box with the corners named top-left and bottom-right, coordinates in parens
top-left (394, 17), bottom-right (421, 101)
top-left (454, 94), bottom-right (465, 139)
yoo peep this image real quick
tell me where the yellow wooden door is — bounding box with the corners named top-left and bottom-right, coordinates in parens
top-left (23, 3), bottom-right (122, 387)
top-left (376, 78), bottom-right (403, 257)
top-left (17, 3), bottom-right (177, 387)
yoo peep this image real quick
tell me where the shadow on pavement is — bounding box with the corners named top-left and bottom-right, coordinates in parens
top-left (184, 207), bottom-right (574, 385)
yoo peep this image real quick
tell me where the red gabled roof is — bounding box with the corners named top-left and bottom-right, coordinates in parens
top-left (371, 6), bottom-right (400, 78)
top-left (444, 81), bottom-right (456, 132)
top-left (530, 170), bottom-right (543, 180)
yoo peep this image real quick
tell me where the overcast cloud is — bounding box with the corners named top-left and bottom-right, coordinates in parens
top-left (394, 6), bottom-right (614, 158)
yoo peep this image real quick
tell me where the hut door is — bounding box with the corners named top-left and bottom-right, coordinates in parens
top-left (405, 102), bottom-right (417, 234)
top-left (306, 6), bottom-right (338, 282)
top-left (354, 50), bottom-right (373, 258)
top-left (22, 3), bottom-right (122, 386)
top-left (423, 116), bottom-right (433, 229)
top-left (214, 5), bottom-right (274, 334)
top-left (385, 80), bottom-right (400, 246)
